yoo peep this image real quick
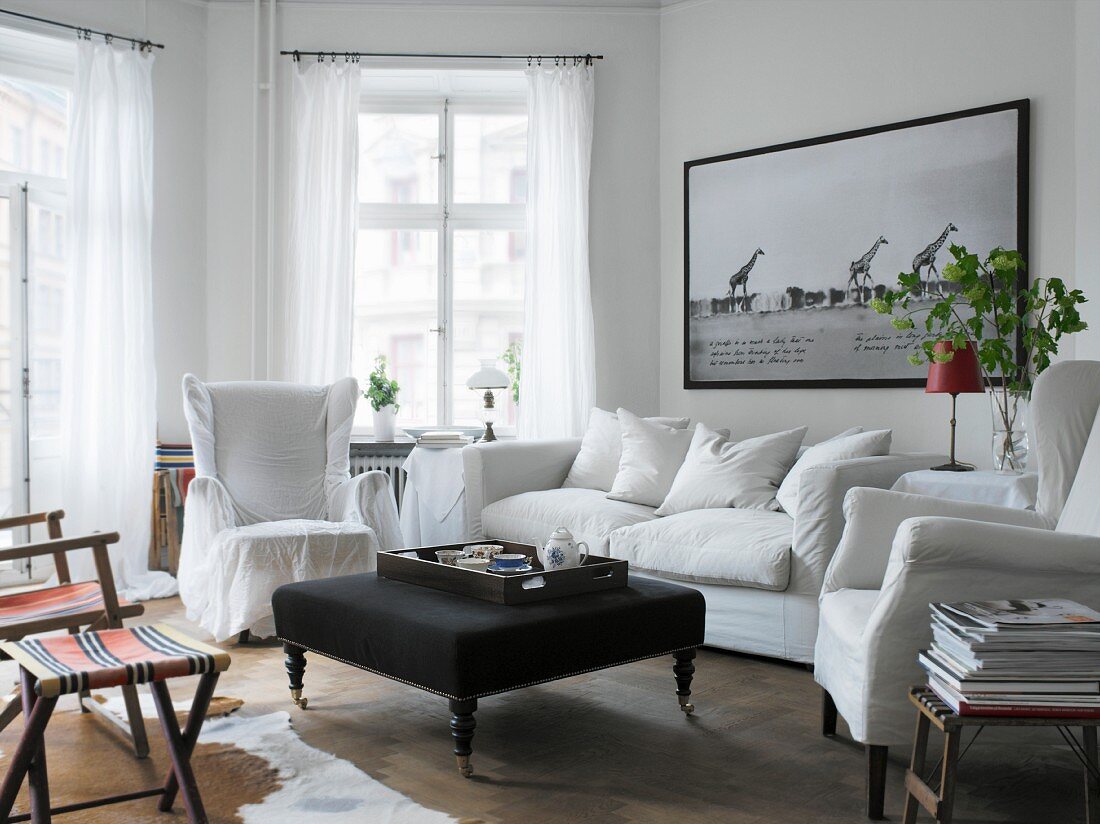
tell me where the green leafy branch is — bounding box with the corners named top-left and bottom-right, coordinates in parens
top-left (501, 340), bottom-right (522, 405)
top-left (365, 355), bottom-right (400, 413)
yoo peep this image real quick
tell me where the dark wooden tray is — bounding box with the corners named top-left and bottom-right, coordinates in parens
top-left (377, 540), bottom-right (628, 605)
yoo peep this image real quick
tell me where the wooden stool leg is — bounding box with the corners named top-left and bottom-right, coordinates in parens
top-left (0, 686), bottom-right (23, 732)
top-left (160, 672), bottom-right (219, 813)
top-left (1085, 726), bottom-right (1099, 824)
top-left (0, 681), bottom-right (56, 821)
top-left (938, 729), bottom-right (962, 824)
top-left (903, 711), bottom-right (931, 824)
top-left (284, 643), bottom-right (307, 709)
top-left (150, 680), bottom-right (208, 823)
top-left (672, 649), bottom-right (696, 715)
top-left (20, 669), bottom-right (50, 823)
top-left (120, 683), bottom-right (151, 759)
top-left (822, 688), bottom-right (838, 737)
top-left (449, 698), bottom-right (477, 778)
top-left (867, 744), bottom-right (888, 820)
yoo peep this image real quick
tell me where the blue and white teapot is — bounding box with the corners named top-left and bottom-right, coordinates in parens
top-left (539, 526), bottom-right (590, 571)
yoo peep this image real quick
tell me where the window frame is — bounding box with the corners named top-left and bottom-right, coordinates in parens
top-left (357, 90), bottom-right (526, 430)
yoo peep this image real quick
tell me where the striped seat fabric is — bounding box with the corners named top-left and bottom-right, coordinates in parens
top-left (0, 582), bottom-right (131, 628)
top-left (0, 624), bottom-right (231, 698)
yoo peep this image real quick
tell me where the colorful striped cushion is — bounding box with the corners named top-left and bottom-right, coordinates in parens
top-left (0, 582), bottom-right (129, 628)
top-left (0, 624), bottom-right (231, 698)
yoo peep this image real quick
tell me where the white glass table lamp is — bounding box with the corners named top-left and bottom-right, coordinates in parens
top-left (466, 359), bottom-right (511, 442)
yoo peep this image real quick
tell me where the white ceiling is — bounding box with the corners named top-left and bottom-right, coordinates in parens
top-left (247, 0), bottom-right (675, 8)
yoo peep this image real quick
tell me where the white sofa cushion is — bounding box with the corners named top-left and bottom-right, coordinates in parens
top-left (481, 487), bottom-right (657, 553)
top-left (610, 508), bottom-right (794, 590)
top-left (608, 409), bottom-right (699, 507)
top-left (563, 407), bottom-right (689, 492)
top-left (656, 424), bottom-right (807, 516)
top-left (776, 428), bottom-right (892, 516)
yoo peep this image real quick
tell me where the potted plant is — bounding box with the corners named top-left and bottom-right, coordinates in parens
top-left (501, 340), bottom-right (522, 406)
top-left (872, 244), bottom-right (1087, 473)
top-left (366, 355), bottom-right (400, 442)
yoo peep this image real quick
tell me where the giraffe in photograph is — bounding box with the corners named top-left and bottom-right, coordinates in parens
top-left (728, 248), bottom-right (764, 312)
top-left (912, 223), bottom-right (957, 287)
top-left (848, 235), bottom-right (888, 303)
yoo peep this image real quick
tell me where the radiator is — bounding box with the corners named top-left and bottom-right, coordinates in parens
top-left (350, 453), bottom-right (407, 510)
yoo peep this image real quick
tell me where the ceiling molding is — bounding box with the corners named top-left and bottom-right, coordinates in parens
top-left (201, 0), bottom-right (667, 13)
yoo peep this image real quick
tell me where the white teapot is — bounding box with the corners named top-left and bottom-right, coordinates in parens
top-left (539, 526), bottom-right (590, 571)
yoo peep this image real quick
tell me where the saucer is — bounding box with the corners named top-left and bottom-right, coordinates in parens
top-left (488, 563), bottom-right (534, 574)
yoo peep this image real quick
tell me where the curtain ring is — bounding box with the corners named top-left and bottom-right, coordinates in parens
top-left (537, 56), bottom-right (542, 66)
top-left (527, 56), bottom-right (532, 67)
top-left (104, 33), bottom-right (113, 45)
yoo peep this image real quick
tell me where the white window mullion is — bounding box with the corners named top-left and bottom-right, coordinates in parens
top-left (437, 98), bottom-right (451, 426)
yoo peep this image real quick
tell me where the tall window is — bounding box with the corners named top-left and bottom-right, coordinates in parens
top-left (352, 70), bottom-right (527, 430)
top-left (0, 26), bottom-right (72, 571)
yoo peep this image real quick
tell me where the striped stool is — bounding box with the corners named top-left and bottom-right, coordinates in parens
top-left (0, 624), bottom-right (230, 823)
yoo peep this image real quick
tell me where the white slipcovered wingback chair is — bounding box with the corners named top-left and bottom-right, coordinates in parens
top-left (814, 360), bottom-right (1100, 819)
top-left (178, 374), bottom-right (402, 641)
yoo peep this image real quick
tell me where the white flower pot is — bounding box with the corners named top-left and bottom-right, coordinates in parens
top-left (372, 404), bottom-right (397, 441)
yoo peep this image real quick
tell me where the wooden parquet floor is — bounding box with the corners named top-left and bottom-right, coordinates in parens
top-left (0, 596), bottom-right (1088, 823)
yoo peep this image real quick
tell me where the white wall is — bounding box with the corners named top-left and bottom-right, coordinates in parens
top-left (659, 0), bottom-right (1090, 462)
top-left (204, 1), bottom-right (663, 415)
top-left (4, 0), bottom-right (208, 440)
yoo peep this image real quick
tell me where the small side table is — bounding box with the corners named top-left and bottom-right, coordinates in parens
top-left (891, 469), bottom-right (1038, 510)
top-left (399, 446), bottom-right (469, 547)
top-left (903, 687), bottom-right (1100, 824)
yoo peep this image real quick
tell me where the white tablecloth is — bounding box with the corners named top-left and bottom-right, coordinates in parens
top-left (891, 469), bottom-right (1038, 510)
top-left (400, 446), bottom-right (469, 547)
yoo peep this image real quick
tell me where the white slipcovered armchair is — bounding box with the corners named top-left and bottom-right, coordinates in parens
top-left (814, 360), bottom-right (1100, 819)
top-left (178, 375), bottom-right (402, 641)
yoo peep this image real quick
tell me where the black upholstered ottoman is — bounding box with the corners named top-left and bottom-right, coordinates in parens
top-left (272, 572), bottom-right (705, 776)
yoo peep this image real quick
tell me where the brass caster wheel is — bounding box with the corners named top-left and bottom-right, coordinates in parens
top-left (679, 700), bottom-right (695, 715)
top-left (456, 755), bottom-right (473, 778)
top-left (291, 689), bottom-right (308, 709)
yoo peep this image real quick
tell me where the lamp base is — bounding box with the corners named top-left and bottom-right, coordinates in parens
top-left (480, 421), bottom-right (497, 443)
top-left (930, 461), bottom-right (974, 472)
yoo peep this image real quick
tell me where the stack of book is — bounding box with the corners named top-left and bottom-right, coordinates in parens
top-left (920, 599), bottom-right (1100, 718)
top-left (416, 431), bottom-right (473, 448)
top-left (155, 442), bottom-right (194, 470)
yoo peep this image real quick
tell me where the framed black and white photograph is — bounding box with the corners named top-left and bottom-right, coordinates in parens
top-left (684, 99), bottom-right (1029, 389)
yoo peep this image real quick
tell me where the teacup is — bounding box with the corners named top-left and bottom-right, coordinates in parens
top-left (456, 557), bottom-right (491, 572)
top-left (464, 544), bottom-right (505, 560)
top-left (435, 549), bottom-right (465, 566)
top-left (492, 553), bottom-right (529, 569)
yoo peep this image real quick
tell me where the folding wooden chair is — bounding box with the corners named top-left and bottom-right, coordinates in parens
top-left (0, 511), bottom-right (149, 758)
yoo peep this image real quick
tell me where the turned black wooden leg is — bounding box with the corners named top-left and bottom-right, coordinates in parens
top-left (284, 643), bottom-right (308, 709)
top-left (822, 688), bottom-right (838, 737)
top-left (1085, 726), bottom-right (1099, 824)
top-left (673, 648), bottom-right (696, 715)
top-left (19, 668), bottom-right (50, 823)
top-left (449, 698), bottom-right (477, 778)
top-left (866, 744), bottom-right (888, 820)
top-left (238, 629), bottom-right (251, 645)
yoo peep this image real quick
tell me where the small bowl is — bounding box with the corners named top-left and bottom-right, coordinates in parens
top-left (456, 557), bottom-right (491, 572)
top-left (464, 544), bottom-right (505, 560)
top-left (435, 549), bottom-right (465, 566)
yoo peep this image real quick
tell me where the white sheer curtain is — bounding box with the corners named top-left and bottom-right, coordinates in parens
top-left (285, 59), bottom-right (360, 384)
top-left (518, 64), bottom-right (597, 439)
top-left (62, 41), bottom-right (176, 600)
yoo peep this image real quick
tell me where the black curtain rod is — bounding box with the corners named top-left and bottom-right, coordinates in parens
top-left (0, 7), bottom-right (164, 51)
top-left (282, 50), bottom-right (602, 65)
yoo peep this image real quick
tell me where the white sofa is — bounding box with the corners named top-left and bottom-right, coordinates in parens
top-left (463, 438), bottom-right (940, 663)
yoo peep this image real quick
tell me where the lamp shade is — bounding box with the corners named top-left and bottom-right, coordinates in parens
top-left (925, 341), bottom-right (984, 394)
top-left (466, 358), bottom-right (510, 390)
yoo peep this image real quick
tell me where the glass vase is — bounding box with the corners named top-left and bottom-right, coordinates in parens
top-left (990, 389), bottom-right (1029, 474)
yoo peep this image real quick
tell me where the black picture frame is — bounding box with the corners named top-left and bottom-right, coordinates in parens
top-left (683, 98), bottom-right (1030, 390)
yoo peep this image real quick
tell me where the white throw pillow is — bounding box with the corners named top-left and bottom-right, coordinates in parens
top-left (563, 407), bottom-right (689, 492)
top-left (606, 409), bottom-right (699, 507)
top-left (776, 428), bottom-right (893, 516)
top-left (795, 426), bottom-right (863, 459)
top-left (656, 424), bottom-right (808, 516)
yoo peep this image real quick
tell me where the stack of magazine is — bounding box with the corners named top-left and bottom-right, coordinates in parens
top-left (920, 599), bottom-right (1100, 718)
top-left (416, 431), bottom-right (473, 448)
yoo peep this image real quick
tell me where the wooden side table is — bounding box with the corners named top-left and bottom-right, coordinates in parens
top-left (148, 470), bottom-right (181, 574)
top-left (903, 687), bottom-right (1100, 824)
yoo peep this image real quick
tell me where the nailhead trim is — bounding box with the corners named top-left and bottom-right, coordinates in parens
top-left (277, 636), bottom-right (703, 702)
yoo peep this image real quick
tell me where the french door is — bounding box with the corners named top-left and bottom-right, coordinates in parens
top-left (0, 179), bottom-right (67, 582)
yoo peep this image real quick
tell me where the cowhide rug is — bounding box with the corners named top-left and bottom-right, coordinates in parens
top-left (0, 694), bottom-right (458, 823)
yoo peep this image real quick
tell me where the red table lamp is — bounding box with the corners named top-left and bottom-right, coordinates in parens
top-left (926, 341), bottom-right (985, 471)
